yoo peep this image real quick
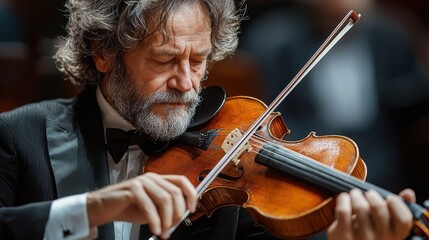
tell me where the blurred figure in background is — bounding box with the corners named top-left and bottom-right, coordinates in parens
top-left (240, 0), bottom-right (429, 201)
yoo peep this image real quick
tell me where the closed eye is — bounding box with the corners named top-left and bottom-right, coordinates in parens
top-left (191, 59), bottom-right (205, 65)
top-left (154, 58), bottom-right (175, 65)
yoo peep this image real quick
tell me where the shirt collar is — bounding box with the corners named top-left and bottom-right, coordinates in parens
top-left (96, 86), bottom-right (135, 132)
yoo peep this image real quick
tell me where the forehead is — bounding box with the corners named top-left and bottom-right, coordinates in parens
top-left (144, 3), bottom-right (211, 48)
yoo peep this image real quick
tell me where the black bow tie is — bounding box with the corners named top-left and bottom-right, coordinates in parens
top-left (105, 128), bottom-right (169, 163)
top-left (105, 127), bottom-right (219, 164)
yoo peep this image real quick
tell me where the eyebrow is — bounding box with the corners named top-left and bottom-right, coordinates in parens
top-left (151, 47), bottom-right (211, 57)
top-left (194, 48), bottom-right (212, 57)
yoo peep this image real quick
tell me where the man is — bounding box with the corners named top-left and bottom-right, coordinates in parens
top-left (0, 0), bottom-right (416, 239)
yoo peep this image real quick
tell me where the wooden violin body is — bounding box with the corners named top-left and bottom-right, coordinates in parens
top-left (145, 96), bottom-right (367, 239)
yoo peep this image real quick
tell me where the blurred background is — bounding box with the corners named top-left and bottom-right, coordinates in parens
top-left (1, 0), bottom-right (428, 232)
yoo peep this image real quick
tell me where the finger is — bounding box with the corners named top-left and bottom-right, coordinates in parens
top-left (386, 194), bottom-right (413, 238)
top-left (398, 188), bottom-right (416, 203)
top-left (142, 174), bottom-right (175, 238)
top-left (146, 174), bottom-right (187, 224)
top-left (162, 175), bottom-right (198, 212)
top-left (350, 189), bottom-right (374, 239)
top-left (364, 190), bottom-right (389, 238)
top-left (128, 178), bottom-right (162, 236)
top-left (331, 192), bottom-right (353, 234)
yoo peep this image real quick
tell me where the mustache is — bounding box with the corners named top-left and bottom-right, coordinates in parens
top-left (142, 89), bottom-right (201, 108)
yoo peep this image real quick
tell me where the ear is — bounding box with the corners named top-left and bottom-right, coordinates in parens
top-left (91, 41), bottom-right (111, 73)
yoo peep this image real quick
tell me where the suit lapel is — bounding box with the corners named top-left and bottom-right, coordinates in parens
top-left (46, 87), bottom-right (114, 238)
top-left (46, 106), bottom-right (90, 197)
top-left (74, 87), bottom-right (110, 191)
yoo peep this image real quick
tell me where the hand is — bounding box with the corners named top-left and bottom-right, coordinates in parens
top-left (86, 172), bottom-right (198, 239)
top-left (327, 188), bottom-right (415, 240)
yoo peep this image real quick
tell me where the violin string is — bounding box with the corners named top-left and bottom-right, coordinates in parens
top-left (243, 138), bottom-right (394, 197)
top-left (214, 131), bottom-right (356, 192)
top-left (215, 129), bottom-right (363, 194)
top-left (216, 129), bottom-right (379, 194)
top-left (214, 129), bottom-right (366, 194)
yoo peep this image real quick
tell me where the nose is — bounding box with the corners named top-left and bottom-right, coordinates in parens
top-left (168, 60), bottom-right (193, 93)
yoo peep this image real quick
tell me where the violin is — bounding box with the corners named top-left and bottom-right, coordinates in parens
top-left (145, 10), bottom-right (429, 239)
top-left (145, 93), bottom-right (429, 239)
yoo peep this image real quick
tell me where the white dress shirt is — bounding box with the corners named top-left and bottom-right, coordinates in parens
top-left (44, 86), bottom-right (148, 240)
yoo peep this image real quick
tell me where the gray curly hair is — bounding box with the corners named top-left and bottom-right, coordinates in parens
top-left (54, 0), bottom-right (244, 89)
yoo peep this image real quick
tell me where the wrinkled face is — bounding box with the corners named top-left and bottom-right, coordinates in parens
top-left (96, 3), bottom-right (212, 141)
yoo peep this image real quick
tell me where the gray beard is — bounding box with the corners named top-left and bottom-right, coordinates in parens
top-left (129, 89), bottom-right (201, 141)
top-left (106, 64), bottom-right (202, 141)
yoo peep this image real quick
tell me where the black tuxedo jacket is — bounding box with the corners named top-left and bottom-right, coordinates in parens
top-left (0, 88), bottom-right (278, 240)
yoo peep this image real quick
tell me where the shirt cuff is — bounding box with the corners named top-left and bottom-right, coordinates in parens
top-left (44, 193), bottom-right (98, 240)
